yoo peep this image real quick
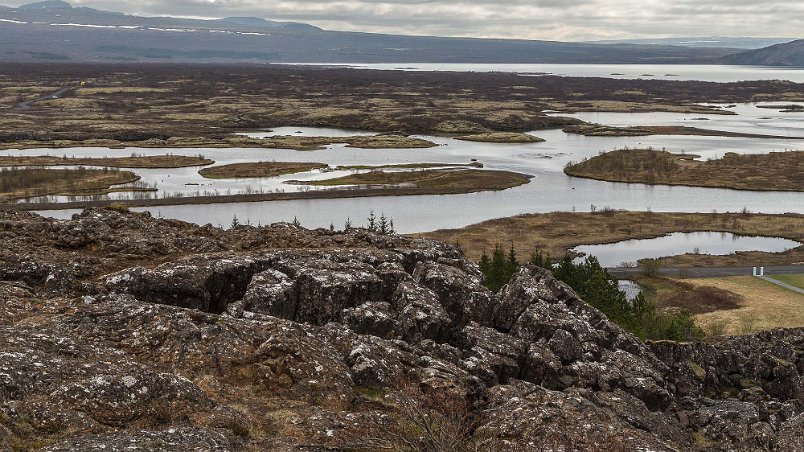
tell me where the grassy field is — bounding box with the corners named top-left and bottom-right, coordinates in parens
top-left (300, 169), bottom-right (532, 191)
top-left (563, 124), bottom-right (796, 139)
top-left (767, 274), bottom-right (804, 290)
top-left (0, 167), bottom-right (143, 201)
top-left (631, 275), bottom-right (743, 315)
top-left (0, 154), bottom-right (213, 168)
top-left (419, 211), bottom-right (804, 267)
top-left (199, 162), bottom-right (327, 179)
top-left (0, 134), bottom-right (438, 152)
top-left (3, 63), bottom-right (803, 151)
top-left (689, 276), bottom-right (804, 335)
top-left (564, 149), bottom-right (803, 192)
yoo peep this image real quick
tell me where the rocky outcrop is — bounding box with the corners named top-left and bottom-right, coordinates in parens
top-left (0, 208), bottom-right (801, 450)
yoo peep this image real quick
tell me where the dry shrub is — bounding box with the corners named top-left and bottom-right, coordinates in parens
top-left (664, 284), bottom-right (742, 315)
top-left (346, 383), bottom-right (498, 452)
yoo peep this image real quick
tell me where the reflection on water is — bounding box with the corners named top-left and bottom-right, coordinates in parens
top-left (618, 280), bottom-right (643, 302)
top-left (24, 102), bottom-right (804, 232)
top-left (572, 232), bottom-right (801, 268)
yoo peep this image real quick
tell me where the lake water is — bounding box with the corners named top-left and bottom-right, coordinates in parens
top-left (29, 102), bottom-right (804, 232)
top-left (291, 63), bottom-right (804, 83)
top-left (572, 232), bottom-right (801, 268)
top-left (618, 280), bottom-right (643, 302)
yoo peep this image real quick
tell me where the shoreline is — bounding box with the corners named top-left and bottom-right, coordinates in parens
top-left (1, 174), bottom-right (534, 211)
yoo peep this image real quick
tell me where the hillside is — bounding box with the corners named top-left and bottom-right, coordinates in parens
top-left (592, 36), bottom-right (795, 49)
top-left (0, 1), bottom-right (739, 64)
top-left (720, 39), bottom-right (804, 67)
top-left (0, 208), bottom-right (802, 449)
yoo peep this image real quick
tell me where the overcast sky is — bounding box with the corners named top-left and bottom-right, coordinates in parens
top-left (9, 0), bottom-right (804, 41)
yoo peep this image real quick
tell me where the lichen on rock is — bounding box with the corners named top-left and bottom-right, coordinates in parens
top-left (0, 208), bottom-right (801, 450)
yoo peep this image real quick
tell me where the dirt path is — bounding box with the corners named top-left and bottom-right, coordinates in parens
top-left (13, 86), bottom-right (75, 111)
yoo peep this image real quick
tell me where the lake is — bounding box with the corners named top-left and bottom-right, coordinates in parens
top-left (29, 103), bottom-right (804, 232)
top-left (290, 63), bottom-right (804, 83)
top-left (572, 232), bottom-right (801, 268)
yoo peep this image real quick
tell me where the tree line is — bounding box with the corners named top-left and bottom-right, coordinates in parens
top-left (478, 244), bottom-right (702, 341)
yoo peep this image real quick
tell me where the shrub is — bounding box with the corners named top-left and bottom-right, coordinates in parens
top-left (104, 203), bottom-right (130, 213)
top-left (479, 251), bottom-right (703, 341)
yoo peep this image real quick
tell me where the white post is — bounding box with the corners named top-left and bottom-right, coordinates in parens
top-left (760, 267), bottom-right (765, 277)
top-left (753, 267), bottom-right (757, 276)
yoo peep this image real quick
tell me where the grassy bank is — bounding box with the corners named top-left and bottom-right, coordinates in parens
top-left (455, 132), bottom-right (545, 143)
top-left (564, 149), bottom-right (803, 192)
top-left (562, 124), bottom-right (800, 139)
top-left (298, 169), bottom-right (532, 191)
top-left (0, 167), bottom-right (143, 201)
top-left (199, 162), bottom-right (327, 179)
top-left (0, 134), bottom-right (438, 152)
top-left (0, 154), bottom-right (213, 168)
top-left (3, 171), bottom-right (531, 210)
top-left (337, 162), bottom-right (483, 170)
top-left (419, 211), bottom-right (804, 267)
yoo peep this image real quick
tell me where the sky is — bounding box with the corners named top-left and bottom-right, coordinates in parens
top-left (8, 0), bottom-right (804, 41)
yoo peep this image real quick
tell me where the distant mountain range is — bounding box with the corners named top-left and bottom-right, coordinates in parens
top-left (0, 1), bottom-right (801, 66)
top-left (590, 37), bottom-right (795, 50)
top-left (719, 40), bottom-right (804, 67)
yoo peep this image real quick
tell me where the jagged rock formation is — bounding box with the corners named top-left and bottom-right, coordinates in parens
top-left (0, 209), bottom-right (802, 450)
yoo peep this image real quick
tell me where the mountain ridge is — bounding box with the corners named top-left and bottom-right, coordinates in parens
top-left (0, 1), bottom-right (800, 65)
top-left (720, 39), bottom-right (804, 67)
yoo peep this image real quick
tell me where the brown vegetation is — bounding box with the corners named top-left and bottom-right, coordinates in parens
top-left (564, 149), bottom-right (803, 191)
top-left (690, 276), bottom-right (804, 335)
top-left (298, 168), bottom-right (532, 191)
top-left (2, 170), bottom-right (532, 211)
top-left (455, 132), bottom-right (545, 143)
top-left (199, 162), bottom-right (327, 179)
top-left (0, 167), bottom-right (143, 201)
top-left (632, 275), bottom-right (743, 315)
top-left (338, 162), bottom-right (483, 170)
top-left (563, 124), bottom-right (799, 139)
top-left (0, 154), bottom-right (213, 168)
top-left (0, 134), bottom-right (437, 151)
top-left (419, 211), bottom-right (804, 267)
top-left (3, 63), bottom-right (804, 150)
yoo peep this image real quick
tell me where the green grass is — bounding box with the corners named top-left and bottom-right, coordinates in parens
top-left (767, 274), bottom-right (804, 290)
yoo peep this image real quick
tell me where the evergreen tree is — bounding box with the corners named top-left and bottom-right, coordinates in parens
top-left (506, 243), bottom-right (518, 277)
top-left (479, 251), bottom-right (491, 277)
top-left (487, 243), bottom-right (511, 292)
top-left (379, 212), bottom-right (389, 235)
top-left (367, 211), bottom-right (377, 232)
top-left (388, 219), bottom-right (395, 235)
top-left (529, 250), bottom-right (552, 268)
top-left (230, 214), bottom-right (240, 229)
top-left (292, 216), bottom-right (301, 227)
top-left (478, 248), bottom-right (702, 342)
top-left (344, 217), bottom-right (352, 230)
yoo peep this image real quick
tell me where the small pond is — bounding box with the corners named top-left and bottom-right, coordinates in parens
top-left (618, 280), bottom-right (644, 302)
top-left (572, 232), bottom-right (800, 268)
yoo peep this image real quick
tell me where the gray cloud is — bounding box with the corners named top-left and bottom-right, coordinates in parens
top-left (13, 0), bottom-right (804, 40)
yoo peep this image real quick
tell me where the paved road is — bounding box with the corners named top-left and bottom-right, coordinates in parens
top-left (609, 265), bottom-right (803, 279)
top-left (13, 86), bottom-right (75, 111)
top-left (759, 276), bottom-right (804, 295)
